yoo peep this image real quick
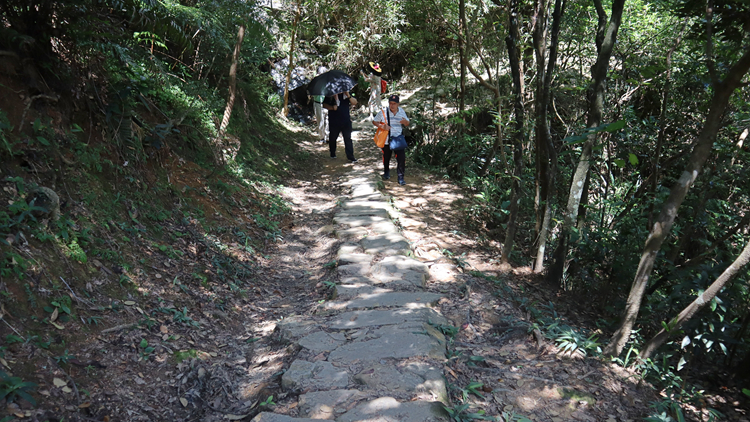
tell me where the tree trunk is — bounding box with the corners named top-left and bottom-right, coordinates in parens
top-left (532, 0), bottom-right (549, 246)
top-left (502, 0), bottom-right (525, 264)
top-left (459, 0), bottom-right (467, 113)
top-left (282, 1), bottom-right (301, 116)
top-left (533, 0), bottom-right (565, 272)
top-left (640, 239), bottom-right (750, 359)
top-left (213, 24), bottom-right (245, 165)
top-left (603, 48), bottom-right (750, 357)
top-left (648, 21), bottom-right (687, 229)
top-left (547, 0), bottom-right (625, 285)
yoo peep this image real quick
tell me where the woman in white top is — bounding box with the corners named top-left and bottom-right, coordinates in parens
top-left (373, 94), bottom-right (410, 185)
top-left (360, 62), bottom-right (382, 120)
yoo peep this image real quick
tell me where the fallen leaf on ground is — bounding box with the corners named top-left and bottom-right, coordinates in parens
top-left (53, 378), bottom-right (67, 387)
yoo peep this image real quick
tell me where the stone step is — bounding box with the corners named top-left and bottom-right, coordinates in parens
top-left (323, 291), bottom-right (444, 311)
top-left (360, 234), bottom-right (410, 255)
top-left (329, 308), bottom-right (449, 330)
top-left (336, 397), bottom-right (449, 422)
top-left (327, 323), bottom-right (447, 363)
top-left (281, 359), bottom-right (350, 391)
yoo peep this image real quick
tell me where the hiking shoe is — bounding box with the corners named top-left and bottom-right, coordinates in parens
top-left (330, 154), bottom-right (336, 158)
top-left (381, 173), bottom-right (390, 180)
top-left (349, 158), bottom-right (358, 163)
top-left (398, 179), bottom-right (406, 186)
top-left (319, 139), bottom-right (326, 143)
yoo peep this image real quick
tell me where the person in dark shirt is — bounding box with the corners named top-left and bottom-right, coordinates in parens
top-left (323, 91), bottom-right (358, 162)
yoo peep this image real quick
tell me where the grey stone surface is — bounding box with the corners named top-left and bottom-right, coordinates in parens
top-left (336, 284), bottom-right (394, 300)
top-left (335, 397), bottom-right (448, 422)
top-left (338, 275), bottom-right (378, 285)
top-left (343, 201), bottom-right (391, 210)
top-left (334, 215), bottom-right (390, 227)
top-left (338, 244), bottom-right (361, 255)
top-left (329, 308), bottom-right (449, 330)
top-left (350, 185), bottom-right (378, 197)
top-left (325, 291), bottom-right (444, 311)
top-left (337, 207), bottom-right (390, 218)
top-left (298, 331), bottom-right (347, 353)
top-left (337, 263), bottom-right (371, 277)
top-left (338, 253), bottom-right (373, 265)
top-left (370, 256), bottom-right (429, 287)
top-left (369, 221), bottom-right (400, 235)
top-left (281, 359), bottom-right (350, 391)
top-left (354, 362), bottom-right (447, 402)
top-left (327, 324), bottom-right (446, 363)
top-left (298, 389), bottom-right (367, 419)
top-left (337, 227), bottom-right (369, 238)
top-left (374, 256), bottom-right (429, 274)
top-left (276, 316), bottom-right (320, 341)
top-left (360, 234), bottom-right (410, 255)
top-left (251, 413), bottom-right (321, 422)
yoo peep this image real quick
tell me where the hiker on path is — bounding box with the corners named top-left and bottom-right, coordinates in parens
top-left (312, 66), bottom-right (328, 143)
top-left (373, 94), bottom-right (410, 185)
top-left (360, 62), bottom-right (382, 120)
top-left (323, 91), bottom-right (358, 162)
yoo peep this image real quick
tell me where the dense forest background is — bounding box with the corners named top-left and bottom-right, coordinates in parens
top-left (0, 0), bottom-right (749, 420)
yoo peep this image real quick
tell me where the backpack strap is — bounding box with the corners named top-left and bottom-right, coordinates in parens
top-left (386, 107), bottom-right (391, 138)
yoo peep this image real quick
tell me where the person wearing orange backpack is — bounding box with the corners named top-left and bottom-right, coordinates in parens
top-left (360, 62), bottom-right (382, 120)
top-left (373, 94), bottom-right (410, 185)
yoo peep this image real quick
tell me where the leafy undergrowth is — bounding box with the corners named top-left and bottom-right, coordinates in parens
top-left (0, 68), bottom-right (347, 420)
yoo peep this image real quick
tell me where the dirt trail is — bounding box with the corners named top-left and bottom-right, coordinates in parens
top-left (7, 104), bottom-right (658, 422)
top-left (229, 108), bottom-right (658, 421)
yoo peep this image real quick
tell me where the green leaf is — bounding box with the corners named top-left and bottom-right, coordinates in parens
top-left (628, 153), bottom-right (639, 166)
top-left (605, 120), bottom-right (626, 132)
top-left (36, 136), bottom-right (50, 146)
top-left (742, 388), bottom-right (750, 397)
top-left (139, 339), bottom-right (148, 348)
top-left (613, 159), bottom-right (626, 168)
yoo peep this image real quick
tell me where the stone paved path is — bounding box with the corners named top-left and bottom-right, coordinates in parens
top-left (252, 171), bottom-right (450, 421)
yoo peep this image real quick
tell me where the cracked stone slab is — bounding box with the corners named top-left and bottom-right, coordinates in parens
top-left (336, 397), bottom-right (448, 422)
top-left (251, 414), bottom-right (321, 422)
top-left (324, 291), bottom-right (444, 311)
top-left (338, 244), bottom-right (361, 255)
top-left (329, 308), bottom-right (449, 330)
top-left (343, 200), bottom-right (391, 210)
top-left (298, 389), bottom-right (367, 419)
top-left (350, 192), bottom-right (387, 201)
top-left (337, 227), bottom-right (369, 238)
top-left (338, 263), bottom-right (371, 277)
top-left (360, 234), bottom-right (410, 255)
top-left (327, 323), bottom-right (447, 363)
top-left (281, 359), bottom-right (350, 391)
top-left (336, 284), bottom-right (394, 300)
top-left (298, 331), bottom-right (347, 353)
top-left (275, 316), bottom-right (320, 342)
top-left (337, 253), bottom-right (373, 265)
top-left (334, 215), bottom-right (391, 227)
top-left (369, 256), bottom-right (429, 287)
top-left (337, 207), bottom-right (390, 218)
top-left (351, 185), bottom-right (378, 197)
top-left (370, 221), bottom-right (401, 235)
top-left (355, 362), bottom-right (448, 403)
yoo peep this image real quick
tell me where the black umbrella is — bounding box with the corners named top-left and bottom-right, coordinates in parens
top-left (306, 70), bottom-right (357, 97)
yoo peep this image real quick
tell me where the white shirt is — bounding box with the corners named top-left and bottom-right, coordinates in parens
top-left (374, 107), bottom-right (409, 139)
top-left (364, 73), bottom-right (382, 95)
